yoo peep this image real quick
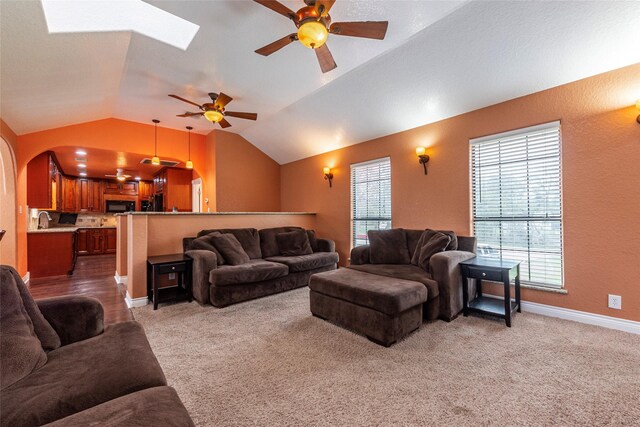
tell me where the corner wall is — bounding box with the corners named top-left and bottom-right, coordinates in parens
top-left (281, 64), bottom-right (640, 322)
top-left (0, 119), bottom-right (19, 269)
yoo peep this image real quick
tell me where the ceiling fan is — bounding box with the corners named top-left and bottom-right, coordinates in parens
top-left (169, 92), bottom-right (258, 129)
top-left (253, 0), bottom-right (389, 73)
top-left (105, 168), bottom-right (132, 182)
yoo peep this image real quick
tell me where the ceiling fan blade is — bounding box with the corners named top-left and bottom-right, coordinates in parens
top-left (329, 21), bottom-right (389, 40)
top-left (315, 44), bottom-right (337, 73)
top-left (176, 112), bottom-right (204, 117)
top-left (315, 0), bottom-right (336, 17)
top-left (215, 92), bottom-right (233, 110)
top-left (253, 0), bottom-right (297, 22)
top-left (168, 94), bottom-right (203, 109)
top-left (255, 33), bottom-right (297, 56)
top-left (224, 111), bottom-right (258, 121)
top-left (218, 118), bottom-right (232, 129)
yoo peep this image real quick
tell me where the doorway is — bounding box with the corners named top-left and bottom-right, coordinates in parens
top-left (192, 178), bottom-right (202, 213)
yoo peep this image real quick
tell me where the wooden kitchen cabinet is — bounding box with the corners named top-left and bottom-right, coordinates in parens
top-left (78, 179), bottom-right (104, 212)
top-left (104, 228), bottom-right (117, 253)
top-left (27, 152), bottom-right (58, 209)
top-left (154, 168), bottom-right (192, 212)
top-left (28, 231), bottom-right (76, 278)
top-left (76, 228), bottom-right (117, 255)
top-left (105, 181), bottom-right (138, 196)
top-left (60, 175), bottom-right (78, 212)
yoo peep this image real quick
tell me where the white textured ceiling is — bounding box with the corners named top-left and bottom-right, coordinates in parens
top-left (1, 1), bottom-right (639, 164)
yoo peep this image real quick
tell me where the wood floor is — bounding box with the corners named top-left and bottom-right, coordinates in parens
top-left (28, 255), bottom-right (133, 325)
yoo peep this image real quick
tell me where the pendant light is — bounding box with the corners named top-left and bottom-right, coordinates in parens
top-left (151, 119), bottom-right (160, 165)
top-left (185, 126), bottom-right (193, 169)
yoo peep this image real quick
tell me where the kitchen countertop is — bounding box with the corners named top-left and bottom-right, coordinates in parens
top-left (27, 226), bottom-right (116, 234)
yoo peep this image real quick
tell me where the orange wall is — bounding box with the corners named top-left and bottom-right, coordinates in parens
top-left (1, 119), bottom-right (19, 269)
top-left (14, 118), bottom-right (211, 275)
top-left (281, 64), bottom-right (640, 322)
top-left (213, 130), bottom-right (281, 212)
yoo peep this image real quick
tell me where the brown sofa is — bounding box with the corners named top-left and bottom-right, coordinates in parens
top-left (184, 227), bottom-right (338, 307)
top-left (347, 229), bottom-right (477, 321)
top-left (0, 265), bottom-right (194, 427)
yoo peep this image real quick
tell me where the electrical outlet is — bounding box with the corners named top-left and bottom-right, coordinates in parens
top-left (608, 294), bottom-right (622, 310)
top-left (168, 273), bottom-right (176, 280)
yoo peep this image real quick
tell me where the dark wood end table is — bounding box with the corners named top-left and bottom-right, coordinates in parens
top-left (459, 257), bottom-right (521, 327)
top-left (147, 253), bottom-right (193, 310)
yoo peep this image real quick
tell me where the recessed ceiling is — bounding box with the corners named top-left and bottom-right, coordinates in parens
top-left (51, 146), bottom-right (177, 181)
top-left (1, 1), bottom-right (639, 165)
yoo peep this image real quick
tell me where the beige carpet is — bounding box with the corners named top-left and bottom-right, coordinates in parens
top-left (133, 289), bottom-right (640, 426)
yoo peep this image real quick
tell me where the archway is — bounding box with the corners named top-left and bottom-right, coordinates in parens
top-left (0, 136), bottom-right (17, 267)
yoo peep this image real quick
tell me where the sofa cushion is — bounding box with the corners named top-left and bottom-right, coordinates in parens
top-left (265, 252), bottom-right (339, 273)
top-left (0, 321), bottom-right (167, 426)
top-left (417, 232), bottom-right (451, 272)
top-left (309, 269), bottom-right (428, 316)
top-left (43, 386), bottom-right (194, 427)
top-left (306, 230), bottom-right (319, 252)
top-left (0, 268), bottom-right (48, 390)
top-left (197, 228), bottom-right (262, 259)
top-left (210, 260), bottom-right (289, 287)
top-left (259, 227), bottom-right (304, 258)
top-left (211, 234), bottom-right (250, 265)
top-left (189, 232), bottom-right (225, 265)
top-left (347, 264), bottom-right (440, 300)
top-left (368, 229), bottom-right (411, 264)
top-left (277, 229), bottom-right (313, 256)
top-left (405, 229), bottom-right (426, 260)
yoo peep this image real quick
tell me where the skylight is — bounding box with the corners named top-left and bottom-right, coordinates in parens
top-left (40, 0), bottom-right (199, 50)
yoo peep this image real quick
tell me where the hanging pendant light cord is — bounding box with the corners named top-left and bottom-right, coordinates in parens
top-left (154, 122), bottom-right (157, 156)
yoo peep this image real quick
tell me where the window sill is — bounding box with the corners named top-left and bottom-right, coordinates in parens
top-left (520, 283), bottom-right (568, 295)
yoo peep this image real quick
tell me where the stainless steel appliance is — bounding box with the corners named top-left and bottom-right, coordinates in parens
top-left (141, 200), bottom-right (152, 212)
top-left (105, 200), bottom-right (136, 213)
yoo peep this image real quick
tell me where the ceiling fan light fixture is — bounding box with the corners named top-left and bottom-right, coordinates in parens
top-left (204, 110), bottom-right (224, 123)
top-left (297, 20), bottom-right (328, 49)
top-left (117, 175), bottom-right (126, 182)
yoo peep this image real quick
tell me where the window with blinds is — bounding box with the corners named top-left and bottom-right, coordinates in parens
top-left (351, 157), bottom-right (392, 247)
top-left (470, 121), bottom-right (563, 288)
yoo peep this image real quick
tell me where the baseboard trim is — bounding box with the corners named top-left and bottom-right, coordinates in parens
top-left (114, 272), bottom-right (128, 285)
top-left (125, 292), bottom-right (148, 308)
top-left (22, 272), bottom-right (30, 285)
top-left (482, 295), bottom-right (639, 334)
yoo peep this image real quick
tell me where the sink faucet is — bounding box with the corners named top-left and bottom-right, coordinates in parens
top-left (37, 211), bottom-right (52, 229)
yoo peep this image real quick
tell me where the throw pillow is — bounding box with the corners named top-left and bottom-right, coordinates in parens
top-left (306, 230), bottom-right (319, 252)
top-left (277, 230), bottom-right (313, 256)
top-left (211, 234), bottom-right (250, 265)
top-left (417, 232), bottom-right (451, 272)
top-left (190, 232), bottom-right (225, 265)
top-left (427, 228), bottom-right (458, 251)
top-left (368, 229), bottom-right (411, 264)
top-left (1, 267), bottom-right (48, 389)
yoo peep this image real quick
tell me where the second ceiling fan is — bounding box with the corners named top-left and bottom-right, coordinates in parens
top-left (169, 92), bottom-right (258, 129)
top-left (254, 0), bottom-right (389, 73)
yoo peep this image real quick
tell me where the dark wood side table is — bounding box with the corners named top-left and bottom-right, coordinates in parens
top-left (459, 257), bottom-right (521, 327)
top-left (147, 254), bottom-right (193, 310)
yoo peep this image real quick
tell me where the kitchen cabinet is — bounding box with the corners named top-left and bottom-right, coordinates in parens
top-left (138, 180), bottom-right (153, 199)
top-left (27, 152), bottom-right (59, 209)
top-left (28, 231), bottom-right (76, 278)
top-left (76, 228), bottom-right (117, 255)
top-left (153, 168), bottom-right (192, 212)
top-left (60, 175), bottom-right (77, 212)
top-left (105, 181), bottom-right (138, 196)
top-left (78, 179), bottom-right (104, 212)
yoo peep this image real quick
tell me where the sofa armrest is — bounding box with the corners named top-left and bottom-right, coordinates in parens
top-left (429, 250), bottom-right (476, 321)
top-left (350, 245), bottom-right (370, 265)
top-left (36, 296), bottom-right (104, 346)
top-left (316, 238), bottom-right (335, 253)
top-left (185, 249), bottom-right (217, 305)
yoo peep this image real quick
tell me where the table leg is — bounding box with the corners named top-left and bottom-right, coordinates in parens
top-left (153, 267), bottom-right (159, 310)
top-left (462, 271), bottom-right (469, 316)
top-left (504, 276), bottom-right (511, 327)
top-left (186, 261), bottom-right (193, 303)
top-left (515, 265), bottom-right (521, 313)
top-left (477, 278), bottom-right (483, 298)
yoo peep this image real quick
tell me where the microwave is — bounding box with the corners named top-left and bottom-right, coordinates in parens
top-left (105, 200), bottom-right (136, 213)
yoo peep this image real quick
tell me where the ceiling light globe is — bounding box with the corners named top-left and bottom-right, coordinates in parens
top-left (204, 110), bottom-right (224, 123)
top-left (185, 160), bottom-right (193, 170)
top-left (416, 147), bottom-right (426, 156)
top-left (297, 21), bottom-right (328, 49)
top-left (117, 175), bottom-right (126, 182)
top-left (151, 156), bottom-right (160, 166)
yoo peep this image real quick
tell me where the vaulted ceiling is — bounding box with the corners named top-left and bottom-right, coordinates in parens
top-left (2, 1), bottom-right (639, 164)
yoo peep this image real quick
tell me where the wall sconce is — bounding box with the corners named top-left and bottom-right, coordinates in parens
top-left (416, 147), bottom-right (430, 175)
top-left (323, 167), bottom-right (334, 188)
top-left (636, 99), bottom-right (640, 124)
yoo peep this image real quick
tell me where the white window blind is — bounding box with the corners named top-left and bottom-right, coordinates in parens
top-left (351, 157), bottom-right (391, 247)
top-left (470, 122), bottom-right (563, 288)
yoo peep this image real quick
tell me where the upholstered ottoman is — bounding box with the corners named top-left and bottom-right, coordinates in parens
top-left (309, 269), bottom-right (428, 347)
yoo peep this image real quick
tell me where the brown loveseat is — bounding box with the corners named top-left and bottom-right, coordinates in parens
top-left (184, 227), bottom-right (338, 307)
top-left (0, 265), bottom-right (194, 427)
top-left (347, 228), bottom-right (477, 321)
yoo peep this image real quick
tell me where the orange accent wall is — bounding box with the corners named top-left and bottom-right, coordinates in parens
top-left (212, 130), bottom-right (281, 212)
top-left (1, 119), bottom-right (19, 269)
top-left (281, 64), bottom-right (640, 322)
